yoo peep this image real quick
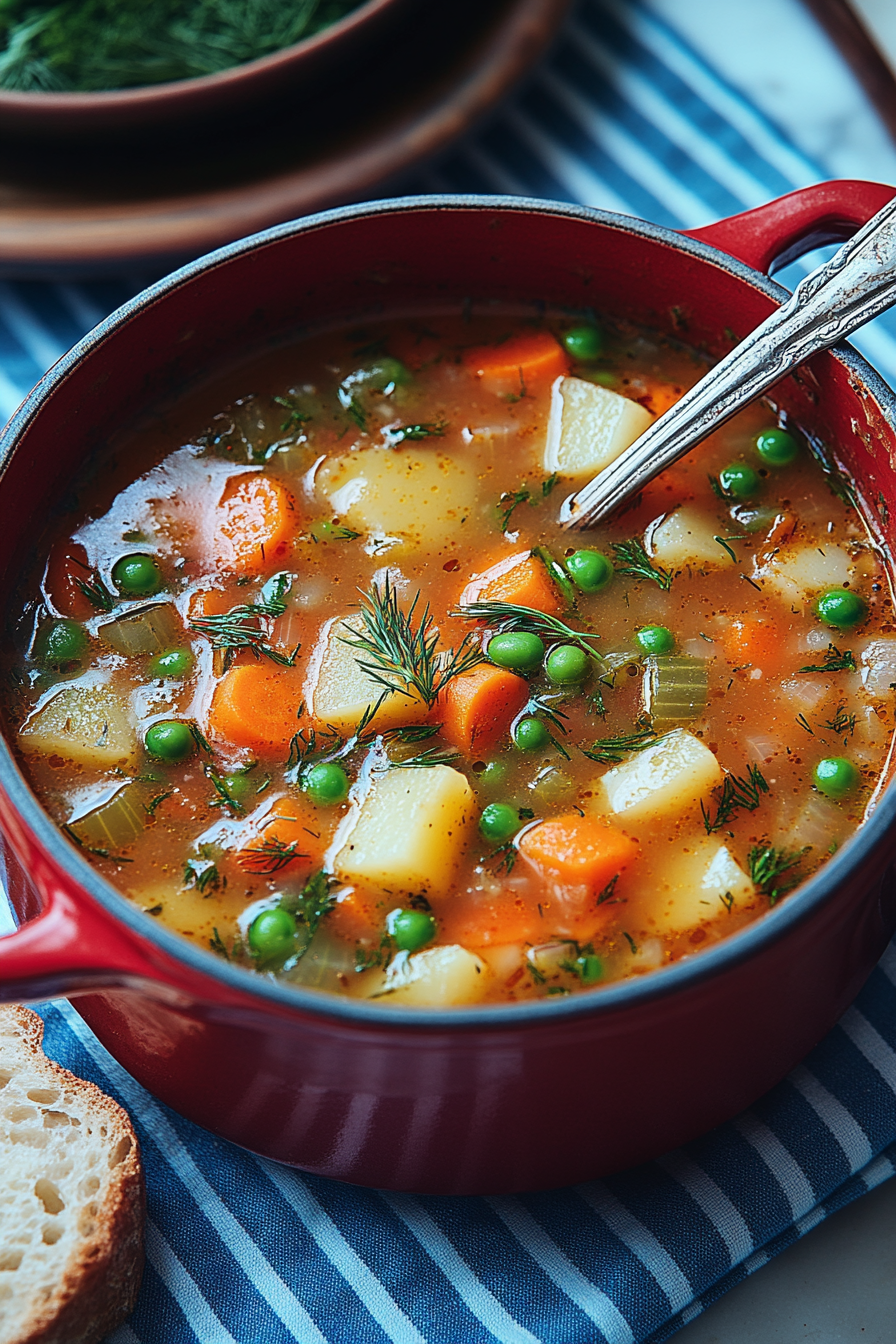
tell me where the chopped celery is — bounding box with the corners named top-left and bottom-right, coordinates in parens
top-left (643, 655), bottom-right (708, 731)
top-left (67, 782), bottom-right (146, 850)
top-left (98, 602), bottom-right (182, 656)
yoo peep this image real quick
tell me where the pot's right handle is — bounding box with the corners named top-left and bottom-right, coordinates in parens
top-left (683, 179), bottom-right (896, 275)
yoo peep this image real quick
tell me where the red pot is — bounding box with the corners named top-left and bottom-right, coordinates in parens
top-left (1, 182), bottom-right (895, 1195)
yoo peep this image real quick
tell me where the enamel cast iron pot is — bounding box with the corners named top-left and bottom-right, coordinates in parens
top-left (1, 182), bottom-right (896, 1195)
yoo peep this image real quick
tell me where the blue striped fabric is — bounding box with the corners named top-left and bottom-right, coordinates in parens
top-left (7, 1), bottom-right (896, 1339)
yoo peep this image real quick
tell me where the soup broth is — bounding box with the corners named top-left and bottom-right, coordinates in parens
top-left (5, 313), bottom-right (894, 1006)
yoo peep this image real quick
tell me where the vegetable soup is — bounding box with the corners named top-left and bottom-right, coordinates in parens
top-left (6, 313), bottom-right (894, 1006)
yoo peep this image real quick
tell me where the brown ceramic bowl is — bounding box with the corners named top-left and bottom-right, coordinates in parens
top-left (0, 0), bottom-right (421, 141)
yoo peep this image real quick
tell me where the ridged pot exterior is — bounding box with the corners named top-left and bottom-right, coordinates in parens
top-left (1, 196), bottom-right (896, 1193)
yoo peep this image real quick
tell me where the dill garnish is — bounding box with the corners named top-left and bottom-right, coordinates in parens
top-left (596, 874), bottom-right (620, 905)
top-left (796, 713), bottom-right (814, 734)
top-left (542, 472), bottom-right (560, 498)
top-left (581, 727), bottom-right (656, 764)
top-left (188, 589), bottom-right (296, 669)
top-left (823, 705), bottom-right (857, 735)
top-left (272, 394), bottom-right (311, 434)
top-left (454, 599), bottom-right (602, 664)
top-left (280, 869), bottom-right (335, 941)
top-left (238, 835), bottom-right (307, 875)
top-left (310, 520), bottom-right (361, 542)
top-left (343, 576), bottom-right (484, 709)
top-left (531, 545), bottom-right (576, 608)
top-left (497, 486), bottom-right (532, 532)
top-left (209, 928), bottom-right (230, 960)
top-left (384, 420), bottom-right (448, 446)
top-left (622, 931), bottom-right (638, 955)
top-left (184, 846), bottom-right (223, 894)
top-left (72, 562), bottom-right (115, 612)
top-left (612, 539), bottom-right (673, 590)
top-left (701, 764), bottom-right (769, 833)
top-left (145, 789), bottom-right (174, 816)
top-left (387, 746), bottom-right (460, 769)
top-left (204, 763), bottom-right (245, 814)
top-left (748, 844), bottom-right (809, 905)
top-left (798, 644), bottom-right (856, 674)
top-left (489, 840), bottom-right (517, 874)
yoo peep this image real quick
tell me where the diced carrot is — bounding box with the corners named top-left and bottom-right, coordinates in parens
top-left (208, 662), bottom-right (305, 755)
top-left (239, 796), bottom-right (325, 873)
top-left (518, 814), bottom-right (638, 889)
top-left (215, 474), bottom-right (296, 575)
top-left (463, 332), bottom-right (569, 396)
top-left (639, 379), bottom-right (683, 417)
top-left (723, 618), bottom-right (781, 670)
top-left (441, 662), bottom-right (529, 754)
top-left (42, 540), bottom-right (96, 619)
top-left (189, 587), bottom-right (237, 619)
top-left (460, 551), bottom-right (562, 616)
top-left (438, 888), bottom-right (550, 947)
top-left (328, 887), bottom-right (388, 945)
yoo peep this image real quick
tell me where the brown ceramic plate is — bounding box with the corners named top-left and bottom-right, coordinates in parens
top-left (0, 0), bottom-right (569, 276)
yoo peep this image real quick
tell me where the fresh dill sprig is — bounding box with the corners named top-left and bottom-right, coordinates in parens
top-left (387, 746), bottom-right (461, 769)
top-left (748, 844), bottom-right (809, 905)
top-left (209, 928), bottom-right (230, 960)
top-left (184, 846), bottom-right (223, 894)
top-left (581, 727), bottom-right (656, 764)
top-left (72, 561), bottom-right (115, 612)
top-left (384, 420), bottom-right (448, 446)
top-left (796, 713), bottom-right (814, 734)
top-left (145, 789), bottom-right (174, 816)
top-left (542, 472), bottom-right (560, 497)
top-left (531, 545), bottom-right (576, 608)
top-left (204, 762), bottom-right (245, 814)
top-left (496, 486), bottom-right (533, 532)
top-left (310, 520), bottom-right (361, 542)
top-left (343, 576), bottom-right (484, 708)
top-left (454, 600), bottom-right (602, 664)
top-left (188, 593), bottom-right (296, 668)
top-left (280, 869), bottom-right (335, 939)
top-left (611, 538), bottom-right (673, 590)
top-left (823, 705), bottom-right (857, 735)
top-left (238, 835), bottom-right (307, 875)
top-left (596, 874), bottom-right (620, 905)
top-left (798, 644), bottom-right (856, 674)
top-left (701, 764), bottom-right (769, 833)
top-left (273, 394), bottom-right (311, 434)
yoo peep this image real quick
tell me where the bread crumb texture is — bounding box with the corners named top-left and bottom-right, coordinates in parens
top-left (0, 1005), bottom-right (144, 1344)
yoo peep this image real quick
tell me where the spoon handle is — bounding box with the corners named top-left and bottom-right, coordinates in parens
top-left (561, 194), bottom-right (896, 530)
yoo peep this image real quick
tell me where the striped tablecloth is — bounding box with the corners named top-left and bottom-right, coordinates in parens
top-left (7, 1), bottom-right (896, 1340)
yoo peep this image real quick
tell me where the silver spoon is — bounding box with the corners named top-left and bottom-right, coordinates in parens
top-left (560, 193), bottom-right (896, 531)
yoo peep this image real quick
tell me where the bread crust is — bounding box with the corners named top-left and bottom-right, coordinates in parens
top-left (0, 1004), bottom-right (145, 1344)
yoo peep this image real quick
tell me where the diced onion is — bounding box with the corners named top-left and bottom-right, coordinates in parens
top-left (98, 602), bottom-right (182, 656)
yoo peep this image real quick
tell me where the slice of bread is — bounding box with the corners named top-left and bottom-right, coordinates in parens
top-left (0, 1004), bottom-right (144, 1344)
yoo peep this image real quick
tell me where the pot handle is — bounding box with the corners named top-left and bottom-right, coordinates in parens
top-left (682, 179), bottom-right (896, 274)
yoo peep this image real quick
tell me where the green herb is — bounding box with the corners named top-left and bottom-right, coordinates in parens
top-left (145, 789), bottom-right (174, 816)
top-left (387, 746), bottom-right (461, 769)
top-left (612, 538), bottom-right (673, 590)
top-left (714, 535), bottom-right (747, 562)
top-left (531, 545), bottom-right (577, 608)
top-left (823, 705), bottom-right (857, 735)
top-left (596, 874), bottom-right (620, 905)
top-left (189, 723), bottom-right (212, 756)
top-left (702, 764), bottom-right (769, 833)
top-left (0, 0), bottom-right (367, 93)
top-left (454, 599), bottom-right (602, 664)
top-left (748, 844), bottom-right (809, 905)
top-left (280, 869), bottom-right (335, 939)
top-left (581, 727), bottom-right (656, 764)
top-left (204, 763), bottom-right (245, 814)
top-left (622, 931), bottom-right (638, 955)
top-left (719, 890), bottom-right (734, 913)
top-left (542, 472), bottom-right (560, 497)
top-left (796, 713), bottom-right (814, 734)
top-left (209, 928), bottom-right (230, 960)
top-left (188, 596), bottom-right (297, 668)
top-left (310, 520), bottom-right (361, 542)
top-left (184, 846), bottom-right (223, 894)
top-left (497, 486), bottom-right (532, 532)
top-left (343, 576), bottom-right (484, 709)
top-left (273, 394), bottom-right (311, 434)
top-left (238, 834), bottom-right (307, 875)
top-left (384, 420), bottom-right (448, 446)
top-left (798, 644), bottom-right (856, 674)
top-left (72, 563), bottom-right (115, 612)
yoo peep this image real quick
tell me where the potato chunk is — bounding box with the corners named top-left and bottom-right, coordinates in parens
top-left (305, 616), bottom-right (429, 732)
top-left (19, 685), bottom-right (137, 768)
top-left (645, 839), bottom-right (755, 934)
top-left (375, 945), bottom-right (491, 1006)
top-left (316, 448), bottom-right (478, 547)
top-left (593, 728), bottom-right (722, 824)
top-left (649, 507), bottom-right (733, 568)
top-left (544, 376), bottom-right (653, 479)
top-left (331, 765), bottom-right (475, 896)
top-left (755, 542), bottom-right (852, 606)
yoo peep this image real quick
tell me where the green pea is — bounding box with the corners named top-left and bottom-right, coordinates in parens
top-left (249, 907), bottom-right (297, 960)
top-left (144, 720), bottom-right (195, 762)
top-left (387, 907), bottom-right (437, 952)
top-left (562, 324), bottom-right (603, 362)
top-left (487, 631), bottom-right (545, 672)
top-left (576, 953), bottom-right (603, 984)
top-left (815, 588), bottom-right (867, 629)
top-left (112, 553), bottom-right (162, 596)
top-left (813, 757), bottom-right (859, 800)
top-left (545, 644), bottom-right (590, 684)
top-left (302, 762), bottom-right (349, 805)
top-left (221, 772), bottom-right (254, 801)
top-left (755, 427), bottom-right (798, 466)
top-left (476, 760), bottom-right (509, 790)
top-left (513, 717), bottom-right (550, 752)
top-left (719, 463), bottom-right (760, 499)
top-left (635, 624), bottom-right (675, 655)
top-left (565, 549), bottom-right (613, 593)
top-left (149, 648), bottom-right (194, 679)
top-left (34, 618), bottom-right (88, 668)
top-left (479, 802), bottom-right (520, 842)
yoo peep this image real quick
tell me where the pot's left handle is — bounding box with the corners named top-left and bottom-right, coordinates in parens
top-left (0, 845), bottom-right (153, 1002)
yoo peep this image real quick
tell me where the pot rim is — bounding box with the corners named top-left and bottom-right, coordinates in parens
top-left (3, 191), bottom-right (896, 1030)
